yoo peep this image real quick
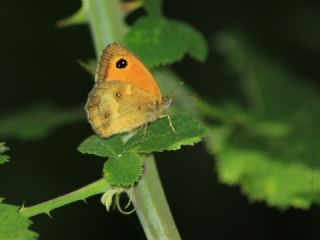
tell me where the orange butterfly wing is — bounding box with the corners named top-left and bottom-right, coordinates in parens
top-left (96, 43), bottom-right (162, 103)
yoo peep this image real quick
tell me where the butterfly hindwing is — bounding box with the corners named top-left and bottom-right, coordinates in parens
top-left (86, 81), bottom-right (160, 138)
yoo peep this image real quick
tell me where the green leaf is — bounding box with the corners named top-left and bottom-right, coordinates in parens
top-left (78, 59), bottom-right (97, 76)
top-left (142, 0), bottom-right (163, 17)
top-left (0, 142), bottom-right (9, 154)
top-left (125, 17), bottom-right (208, 68)
top-left (78, 113), bottom-right (207, 187)
top-left (0, 155), bottom-right (9, 165)
top-left (209, 32), bottom-right (320, 209)
top-left (213, 145), bottom-right (320, 209)
top-left (125, 113), bottom-right (208, 153)
top-left (125, 17), bottom-right (185, 68)
top-left (0, 104), bottom-right (85, 140)
top-left (0, 142), bottom-right (9, 164)
top-left (0, 200), bottom-right (38, 240)
top-left (170, 20), bottom-right (208, 61)
top-left (103, 152), bottom-right (143, 187)
top-left (56, 2), bottom-right (87, 28)
top-left (78, 135), bottom-right (124, 158)
top-left (0, 146), bottom-right (37, 238)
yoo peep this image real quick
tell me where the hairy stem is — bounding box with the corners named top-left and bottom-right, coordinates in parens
top-left (133, 156), bottom-right (181, 239)
top-left (20, 179), bottom-right (108, 218)
top-left (85, 1), bottom-right (181, 239)
top-left (84, 0), bottom-right (127, 54)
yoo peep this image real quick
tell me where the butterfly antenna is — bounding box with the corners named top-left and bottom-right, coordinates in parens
top-left (173, 93), bottom-right (200, 105)
top-left (164, 80), bottom-right (200, 106)
top-left (185, 94), bottom-right (199, 103)
top-left (166, 81), bottom-right (185, 96)
top-left (165, 81), bottom-right (199, 102)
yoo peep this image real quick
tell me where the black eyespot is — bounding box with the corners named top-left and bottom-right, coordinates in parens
top-left (116, 58), bottom-right (127, 68)
top-left (116, 92), bottom-right (121, 97)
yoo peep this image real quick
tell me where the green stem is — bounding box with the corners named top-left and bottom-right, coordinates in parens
top-left (84, 0), bottom-right (127, 54)
top-left (85, 1), bottom-right (182, 239)
top-left (20, 179), bottom-right (108, 218)
top-left (133, 156), bottom-right (181, 240)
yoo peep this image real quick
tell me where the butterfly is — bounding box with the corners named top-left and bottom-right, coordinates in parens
top-left (85, 43), bottom-right (174, 138)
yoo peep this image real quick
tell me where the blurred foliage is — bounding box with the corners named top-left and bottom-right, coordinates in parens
top-left (0, 142), bottom-right (10, 164)
top-left (78, 59), bottom-right (97, 76)
top-left (142, 0), bottom-right (163, 17)
top-left (56, 0), bottom-right (87, 27)
top-left (0, 104), bottom-right (84, 140)
top-left (205, 32), bottom-right (320, 208)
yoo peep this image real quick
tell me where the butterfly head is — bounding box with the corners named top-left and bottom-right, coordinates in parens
top-left (162, 96), bottom-right (173, 110)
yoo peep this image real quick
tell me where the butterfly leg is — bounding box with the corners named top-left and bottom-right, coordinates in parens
top-left (160, 115), bottom-right (177, 134)
top-left (142, 122), bottom-right (149, 140)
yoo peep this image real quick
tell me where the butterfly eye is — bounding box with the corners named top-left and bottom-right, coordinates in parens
top-left (116, 58), bottom-right (127, 68)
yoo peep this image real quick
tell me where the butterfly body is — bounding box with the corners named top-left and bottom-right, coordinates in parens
top-left (86, 43), bottom-right (171, 138)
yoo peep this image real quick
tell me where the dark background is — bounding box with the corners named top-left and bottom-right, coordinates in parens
top-left (1, 0), bottom-right (320, 239)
